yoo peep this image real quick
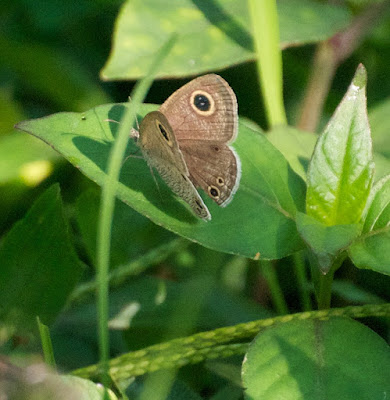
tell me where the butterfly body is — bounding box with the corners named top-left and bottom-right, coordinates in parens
top-left (137, 74), bottom-right (240, 220)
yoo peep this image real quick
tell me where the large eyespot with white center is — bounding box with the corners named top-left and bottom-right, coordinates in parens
top-left (155, 120), bottom-right (173, 147)
top-left (208, 185), bottom-right (220, 199)
top-left (190, 90), bottom-right (215, 116)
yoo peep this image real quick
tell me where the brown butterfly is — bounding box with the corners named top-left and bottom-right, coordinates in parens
top-left (133, 74), bottom-right (241, 221)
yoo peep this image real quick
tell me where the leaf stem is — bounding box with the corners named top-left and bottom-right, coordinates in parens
top-left (260, 260), bottom-right (289, 314)
top-left (293, 251), bottom-right (312, 311)
top-left (316, 269), bottom-right (334, 310)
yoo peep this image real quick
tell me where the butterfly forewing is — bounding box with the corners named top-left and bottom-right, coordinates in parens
top-left (159, 74), bottom-right (238, 143)
top-left (138, 111), bottom-right (211, 220)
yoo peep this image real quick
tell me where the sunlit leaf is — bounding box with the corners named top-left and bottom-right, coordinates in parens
top-left (102, 0), bottom-right (351, 79)
top-left (306, 64), bottom-right (374, 226)
top-left (348, 174), bottom-right (390, 275)
top-left (16, 103), bottom-right (306, 259)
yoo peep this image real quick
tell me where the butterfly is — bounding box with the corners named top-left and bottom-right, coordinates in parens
top-left (132, 74), bottom-right (241, 221)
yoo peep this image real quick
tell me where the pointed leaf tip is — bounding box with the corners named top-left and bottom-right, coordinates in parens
top-left (353, 64), bottom-right (367, 89)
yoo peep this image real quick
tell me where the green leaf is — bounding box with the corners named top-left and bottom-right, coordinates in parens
top-left (296, 212), bottom-right (360, 273)
top-left (369, 97), bottom-right (390, 159)
top-left (101, 0), bottom-right (350, 80)
top-left (267, 125), bottom-right (317, 180)
top-left (0, 185), bottom-right (83, 332)
top-left (0, 132), bottom-right (59, 186)
top-left (348, 230), bottom-right (390, 276)
top-left (306, 64), bottom-right (374, 226)
top-left (362, 174), bottom-right (390, 233)
top-left (16, 103), bottom-right (306, 260)
top-left (242, 317), bottom-right (390, 400)
top-left (347, 175), bottom-right (390, 275)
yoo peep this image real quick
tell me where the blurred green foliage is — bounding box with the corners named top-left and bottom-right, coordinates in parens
top-left (1, 0), bottom-right (390, 399)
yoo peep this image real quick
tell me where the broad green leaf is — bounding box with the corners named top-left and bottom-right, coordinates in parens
top-left (306, 64), bottom-right (374, 226)
top-left (348, 175), bottom-right (390, 275)
top-left (363, 174), bottom-right (390, 232)
top-left (348, 230), bottom-right (390, 275)
top-left (101, 0), bottom-right (350, 80)
top-left (267, 125), bottom-right (317, 180)
top-left (242, 317), bottom-right (390, 400)
top-left (16, 103), bottom-right (306, 260)
top-left (296, 212), bottom-right (360, 273)
top-left (0, 185), bottom-right (83, 332)
top-left (0, 132), bottom-right (59, 186)
top-left (369, 97), bottom-right (390, 159)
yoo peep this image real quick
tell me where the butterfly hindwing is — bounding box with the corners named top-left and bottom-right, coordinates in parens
top-left (179, 141), bottom-right (241, 207)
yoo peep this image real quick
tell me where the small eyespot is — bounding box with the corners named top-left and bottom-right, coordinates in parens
top-left (217, 177), bottom-right (224, 186)
top-left (208, 186), bottom-right (220, 198)
top-left (158, 123), bottom-right (169, 141)
top-left (190, 90), bottom-right (215, 115)
top-left (214, 146), bottom-right (220, 152)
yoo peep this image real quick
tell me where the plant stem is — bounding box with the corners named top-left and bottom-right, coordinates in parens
top-left (261, 260), bottom-right (289, 314)
top-left (293, 251), bottom-right (312, 311)
top-left (95, 35), bottom-right (176, 387)
top-left (317, 269), bottom-right (335, 310)
top-left (248, 0), bottom-right (287, 127)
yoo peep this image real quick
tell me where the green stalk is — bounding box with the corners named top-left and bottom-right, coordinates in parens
top-left (248, 0), bottom-right (287, 127)
top-left (316, 270), bottom-right (334, 310)
top-left (310, 253), bottom-right (345, 310)
top-left (95, 35), bottom-right (176, 386)
top-left (260, 260), bottom-right (289, 314)
top-left (37, 317), bottom-right (56, 370)
top-left (293, 251), bottom-right (312, 311)
top-left (72, 303), bottom-right (390, 382)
